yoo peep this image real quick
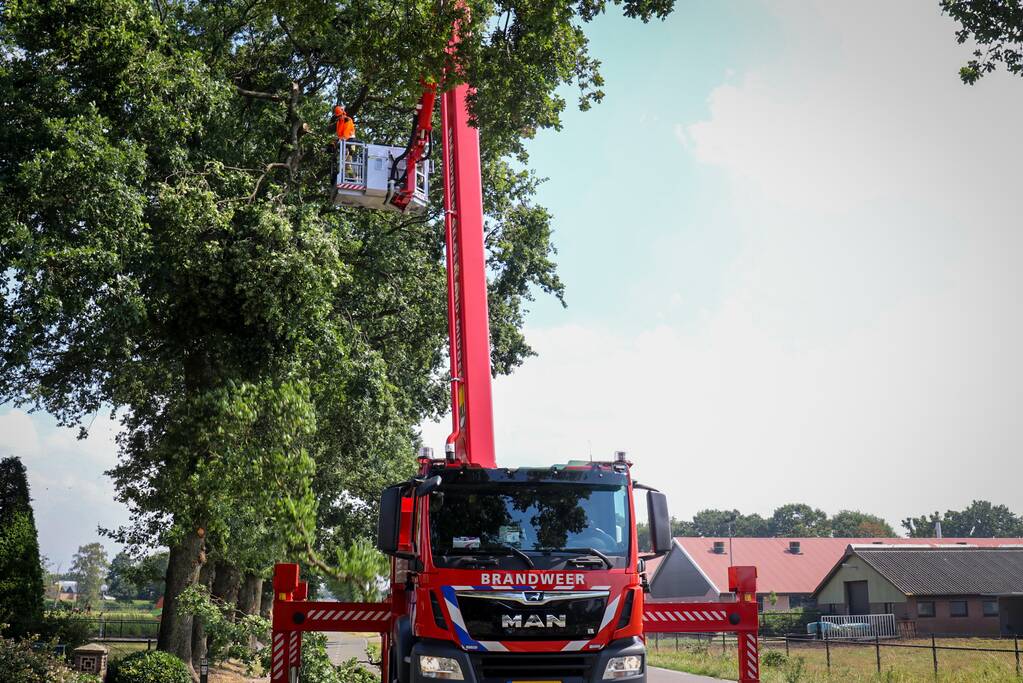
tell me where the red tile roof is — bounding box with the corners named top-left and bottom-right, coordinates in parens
top-left (673, 537), bottom-right (1023, 594)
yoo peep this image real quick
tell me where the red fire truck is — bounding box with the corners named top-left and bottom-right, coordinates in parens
top-left (269, 11), bottom-right (762, 683)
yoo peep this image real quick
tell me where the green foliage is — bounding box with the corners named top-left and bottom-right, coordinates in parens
top-left (0, 458), bottom-right (44, 637)
top-left (830, 510), bottom-right (896, 538)
top-left (108, 650), bottom-right (192, 683)
top-left (762, 649), bottom-right (787, 668)
top-left (68, 544), bottom-right (109, 610)
top-left (783, 656), bottom-right (805, 683)
top-left (769, 504), bottom-right (831, 538)
top-left (902, 500), bottom-right (1023, 537)
top-left (325, 539), bottom-right (389, 602)
top-left (37, 609), bottom-right (94, 653)
top-left (106, 553), bottom-right (139, 602)
top-left (176, 583), bottom-right (268, 669)
top-left (941, 0), bottom-right (1023, 84)
top-left (0, 633), bottom-right (98, 683)
top-left (652, 505), bottom-right (902, 541)
top-left (126, 552), bottom-right (168, 602)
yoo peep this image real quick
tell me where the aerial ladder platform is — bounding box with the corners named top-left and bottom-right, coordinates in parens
top-left (271, 7), bottom-right (761, 682)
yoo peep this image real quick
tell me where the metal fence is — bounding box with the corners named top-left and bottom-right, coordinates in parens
top-left (81, 618), bottom-right (161, 640)
top-left (821, 613), bottom-right (898, 639)
top-left (649, 631), bottom-right (1023, 678)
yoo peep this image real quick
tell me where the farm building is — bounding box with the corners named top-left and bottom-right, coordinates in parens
top-left (646, 537), bottom-right (1023, 613)
top-left (813, 545), bottom-right (1023, 636)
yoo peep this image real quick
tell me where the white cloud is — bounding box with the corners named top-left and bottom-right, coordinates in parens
top-left (0, 408), bottom-right (125, 568)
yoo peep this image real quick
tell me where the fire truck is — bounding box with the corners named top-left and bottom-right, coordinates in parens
top-left (269, 12), bottom-right (762, 683)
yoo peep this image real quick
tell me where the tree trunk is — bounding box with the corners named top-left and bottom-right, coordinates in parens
top-left (237, 572), bottom-right (263, 616)
top-left (210, 561), bottom-right (242, 620)
top-left (237, 572), bottom-right (263, 648)
top-left (157, 527), bottom-right (206, 672)
top-left (190, 559), bottom-right (214, 671)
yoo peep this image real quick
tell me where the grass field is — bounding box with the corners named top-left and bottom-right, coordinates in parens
top-left (648, 636), bottom-right (1022, 682)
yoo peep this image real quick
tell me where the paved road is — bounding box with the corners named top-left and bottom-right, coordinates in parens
top-left (647, 667), bottom-right (728, 683)
top-left (325, 632), bottom-right (375, 668)
top-left (322, 636), bottom-right (726, 683)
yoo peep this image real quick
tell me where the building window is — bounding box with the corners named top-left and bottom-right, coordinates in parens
top-left (950, 600), bottom-right (968, 617)
top-left (917, 601), bottom-right (935, 618)
top-left (757, 596), bottom-right (765, 613)
top-left (982, 600), bottom-right (999, 617)
top-left (789, 595), bottom-right (804, 610)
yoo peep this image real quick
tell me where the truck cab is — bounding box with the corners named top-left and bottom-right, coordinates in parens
top-left (376, 457), bottom-right (673, 683)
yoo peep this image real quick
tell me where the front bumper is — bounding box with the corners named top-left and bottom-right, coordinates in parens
top-left (410, 637), bottom-right (646, 683)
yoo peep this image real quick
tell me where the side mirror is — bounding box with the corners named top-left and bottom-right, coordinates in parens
top-left (647, 490), bottom-right (672, 555)
top-left (376, 485), bottom-right (403, 555)
top-left (416, 475), bottom-right (442, 497)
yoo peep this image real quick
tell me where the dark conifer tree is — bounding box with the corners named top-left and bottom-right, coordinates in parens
top-left (0, 457), bottom-right (45, 636)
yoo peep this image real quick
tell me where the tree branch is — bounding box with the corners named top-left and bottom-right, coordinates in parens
top-left (235, 86), bottom-right (284, 102)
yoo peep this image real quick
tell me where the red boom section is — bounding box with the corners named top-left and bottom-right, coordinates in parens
top-left (440, 78), bottom-right (496, 467)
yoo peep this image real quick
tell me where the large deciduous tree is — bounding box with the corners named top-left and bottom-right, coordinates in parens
top-left (829, 510), bottom-right (896, 538)
top-left (1, 0), bottom-right (676, 669)
top-left (69, 543), bottom-right (110, 610)
top-left (768, 503), bottom-right (831, 538)
top-left (0, 457), bottom-right (45, 636)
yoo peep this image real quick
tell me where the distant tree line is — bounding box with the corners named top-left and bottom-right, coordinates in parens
top-left (637, 499), bottom-right (1023, 549)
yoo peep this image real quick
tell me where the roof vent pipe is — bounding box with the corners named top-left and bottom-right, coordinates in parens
top-left (789, 541), bottom-right (801, 554)
top-left (713, 541), bottom-right (726, 554)
top-left (935, 520), bottom-right (943, 539)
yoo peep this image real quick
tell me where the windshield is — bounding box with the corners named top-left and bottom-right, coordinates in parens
top-left (429, 483), bottom-right (630, 569)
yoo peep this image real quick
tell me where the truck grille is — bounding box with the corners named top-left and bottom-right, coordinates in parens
top-left (474, 653), bottom-right (594, 681)
top-left (457, 593), bottom-right (606, 641)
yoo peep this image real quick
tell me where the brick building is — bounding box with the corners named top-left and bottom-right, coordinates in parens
top-left (646, 537), bottom-right (1022, 614)
top-left (813, 545), bottom-right (1023, 636)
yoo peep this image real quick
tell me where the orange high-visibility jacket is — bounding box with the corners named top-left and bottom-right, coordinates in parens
top-left (334, 106), bottom-right (355, 140)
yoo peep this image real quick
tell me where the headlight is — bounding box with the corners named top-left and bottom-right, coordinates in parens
top-left (603, 654), bottom-right (643, 679)
top-left (419, 655), bottom-right (465, 680)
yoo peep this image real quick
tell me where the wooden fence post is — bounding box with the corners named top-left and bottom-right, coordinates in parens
top-left (875, 635), bottom-right (881, 674)
top-left (824, 625), bottom-right (831, 671)
top-left (931, 634), bottom-right (938, 679)
top-left (1014, 635), bottom-right (1019, 677)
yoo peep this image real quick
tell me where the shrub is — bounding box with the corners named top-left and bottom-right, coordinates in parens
top-left (108, 650), bottom-right (191, 683)
top-left (0, 633), bottom-right (99, 683)
top-left (761, 649), bottom-right (787, 667)
top-left (38, 610), bottom-right (94, 655)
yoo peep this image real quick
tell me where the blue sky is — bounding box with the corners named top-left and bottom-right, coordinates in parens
top-left (5, 1), bottom-right (1023, 568)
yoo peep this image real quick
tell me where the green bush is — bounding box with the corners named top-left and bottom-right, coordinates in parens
top-left (108, 650), bottom-right (191, 683)
top-left (0, 634), bottom-right (99, 683)
top-left (762, 649), bottom-right (787, 667)
top-left (38, 610), bottom-right (94, 655)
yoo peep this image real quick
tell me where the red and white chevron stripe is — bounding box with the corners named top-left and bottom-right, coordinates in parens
top-left (270, 632), bottom-right (287, 683)
top-left (305, 608), bottom-right (390, 622)
top-left (739, 632), bottom-right (760, 682)
top-left (644, 608), bottom-right (729, 623)
top-left (336, 182), bottom-right (366, 191)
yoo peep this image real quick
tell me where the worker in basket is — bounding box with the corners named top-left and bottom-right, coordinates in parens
top-left (330, 105), bottom-right (361, 182)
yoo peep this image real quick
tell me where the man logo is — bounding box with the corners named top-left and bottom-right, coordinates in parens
top-left (524, 592), bottom-right (544, 602)
top-left (502, 614), bottom-right (567, 629)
